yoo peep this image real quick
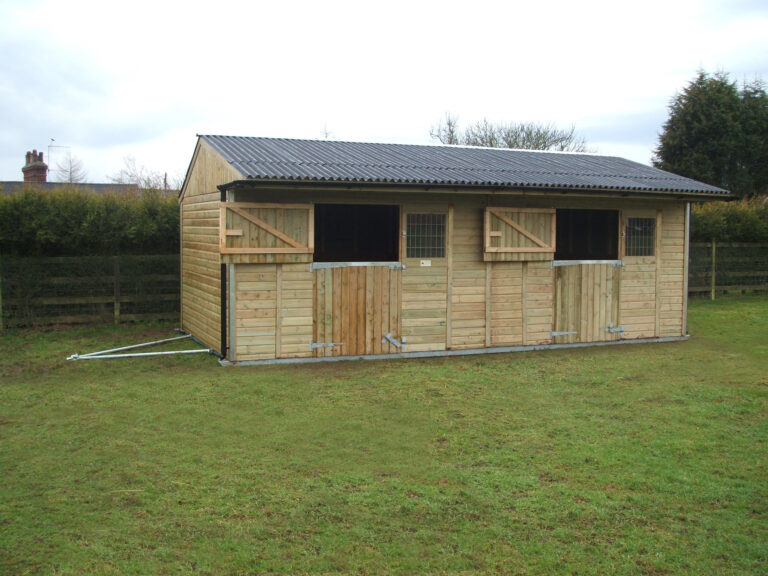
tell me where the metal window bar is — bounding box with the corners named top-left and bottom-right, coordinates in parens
top-left (407, 214), bottom-right (446, 258)
top-left (626, 218), bottom-right (655, 256)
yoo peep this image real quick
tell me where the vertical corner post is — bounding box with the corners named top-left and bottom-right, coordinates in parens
top-left (710, 238), bottom-right (716, 301)
top-left (113, 256), bottom-right (121, 325)
top-left (0, 255), bottom-right (4, 332)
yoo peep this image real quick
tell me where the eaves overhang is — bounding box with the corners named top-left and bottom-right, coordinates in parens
top-left (217, 177), bottom-right (730, 201)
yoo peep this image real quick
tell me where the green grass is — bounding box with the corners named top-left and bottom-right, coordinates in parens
top-left (1, 298), bottom-right (766, 575)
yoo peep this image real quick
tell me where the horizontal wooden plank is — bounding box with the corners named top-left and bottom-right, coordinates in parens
top-left (402, 291), bottom-right (448, 302)
top-left (401, 309), bottom-right (446, 319)
top-left (404, 342), bottom-right (446, 352)
top-left (402, 317), bottom-right (446, 328)
top-left (238, 309), bottom-right (276, 320)
top-left (222, 247), bottom-right (313, 255)
top-left (404, 325), bottom-right (447, 336)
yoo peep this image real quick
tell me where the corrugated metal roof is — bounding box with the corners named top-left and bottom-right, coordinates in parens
top-left (201, 135), bottom-right (729, 197)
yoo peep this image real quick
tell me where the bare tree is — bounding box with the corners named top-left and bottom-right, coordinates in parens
top-left (431, 113), bottom-right (590, 152)
top-left (55, 151), bottom-right (88, 183)
top-left (109, 156), bottom-right (182, 192)
top-left (429, 113), bottom-right (461, 144)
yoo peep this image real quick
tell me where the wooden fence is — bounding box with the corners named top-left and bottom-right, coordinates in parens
top-left (688, 242), bottom-right (768, 298)
top-left (0, 244), bottom-right (765, 328)
top-left (0, 255), bottom-right (179, 329)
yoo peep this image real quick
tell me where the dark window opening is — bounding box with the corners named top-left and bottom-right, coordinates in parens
top-left (314, 204), bottom-right (399, 262)
top-left (555, 209), bottom-right (619, 260)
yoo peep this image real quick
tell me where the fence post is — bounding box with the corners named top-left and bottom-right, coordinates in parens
top-left (710, 239), bottom-right (716, 301)
top-left (0, 255), bottom-right (3, 331)
top-left (114, 256), bottom-right (121, 325)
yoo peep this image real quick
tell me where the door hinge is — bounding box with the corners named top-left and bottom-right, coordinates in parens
top-left (310, 340), bottom-right (343, 350)
top-left (550, 330), bottom-right (578, 338)
top-left (606, 323), bottom-right (625, 334)
top-left (382, 333), bottom-right (405, 349)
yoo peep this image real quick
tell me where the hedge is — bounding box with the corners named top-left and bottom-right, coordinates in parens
top-left (0, 185), bottom-right (179, 257)
top-left (691, 195), bottom-right (768, 243)
top-left (2, 184), bottom-right (765, 256)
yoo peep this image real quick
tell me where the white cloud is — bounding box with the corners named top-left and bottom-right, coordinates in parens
top-left (1, 0), bottom-right (766, 180)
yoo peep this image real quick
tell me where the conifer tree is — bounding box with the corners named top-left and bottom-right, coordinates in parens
top-left (654, 71), bottom-right (768, 197)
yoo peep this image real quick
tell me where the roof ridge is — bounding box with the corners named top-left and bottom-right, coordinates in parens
top-left (201, 134), bottom-right (613, 158)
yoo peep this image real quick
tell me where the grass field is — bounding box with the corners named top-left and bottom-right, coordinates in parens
top-left (1, 297), bottom-right (766, 575)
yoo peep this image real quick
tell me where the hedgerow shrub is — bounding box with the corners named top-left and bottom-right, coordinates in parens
top-left (0, 185), bottom-right (179, 257)
top-left (691, 196), bottom-right (768, 242)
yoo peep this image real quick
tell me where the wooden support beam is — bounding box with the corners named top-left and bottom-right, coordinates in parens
top-left (446, 205), bottom-right (454, 349)
top-left (485, 262), bottom-right (492, 347)
top-left (276, 264), bottom-right (282, 358)
top-left (655, 209), bottom-right (663, 337)
top-left (521, 262), bottom-right (528, 346)
top-left (682, 203), bottom-right (690, 335)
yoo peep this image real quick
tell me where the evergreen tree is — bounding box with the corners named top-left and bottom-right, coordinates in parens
top-left (653, 71), bottom-right (768, 197)
top-left (738, 80), bottom-right (768, 196)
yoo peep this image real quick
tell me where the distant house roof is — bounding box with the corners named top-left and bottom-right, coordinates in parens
top-left (201, 135), bottom-right (729, 198)
top-left (0, 181), bottom-right (141, 196)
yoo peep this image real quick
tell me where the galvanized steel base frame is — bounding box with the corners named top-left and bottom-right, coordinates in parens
top-left (221, 335), bottom-right (689, 367)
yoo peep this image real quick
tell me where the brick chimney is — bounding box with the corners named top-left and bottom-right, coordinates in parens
top-left (22, 149), bottom-right (48, 183)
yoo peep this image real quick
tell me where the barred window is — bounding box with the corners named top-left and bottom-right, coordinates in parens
top-left (625, 217), bottom-right (656, 256)
top-left (407, 213), bottom-right (446, 258)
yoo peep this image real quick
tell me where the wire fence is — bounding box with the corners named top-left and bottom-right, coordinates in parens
top-left (688, 242), bottom-right (768, 298)
top-left (0, 255), bottom-right (179, 328)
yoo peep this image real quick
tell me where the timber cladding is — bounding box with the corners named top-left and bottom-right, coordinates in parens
top-left (180, 139), bottom-right (243, 354)
top-left (182, 189), bottom-right (690, 362)
top-left (197, 195), bottom-right (688, 363)
top-left (179, 135), bottom-right (704, 362)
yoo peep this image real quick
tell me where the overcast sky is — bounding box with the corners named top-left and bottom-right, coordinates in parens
top-left (1, 0), bottom-right (766, 184)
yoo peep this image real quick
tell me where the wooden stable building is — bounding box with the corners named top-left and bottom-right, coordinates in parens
top-left (179, 136), bottom-right (728, 363)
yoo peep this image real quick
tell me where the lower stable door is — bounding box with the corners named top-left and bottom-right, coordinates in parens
top-left (552, 262), bottom-right (622, 344)
top-left (312, 265), bottom-right (402, 357)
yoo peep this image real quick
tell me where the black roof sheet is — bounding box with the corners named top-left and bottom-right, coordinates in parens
top-left (201, 135), bottom-right (729, 197)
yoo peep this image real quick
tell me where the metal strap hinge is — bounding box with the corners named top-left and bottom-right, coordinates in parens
top-left (550, 330), bottom-right (578, 338)
top-left (310, 340), bottom-right (343, 350)
top-left (606, 323), bottom-right (625, 334)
